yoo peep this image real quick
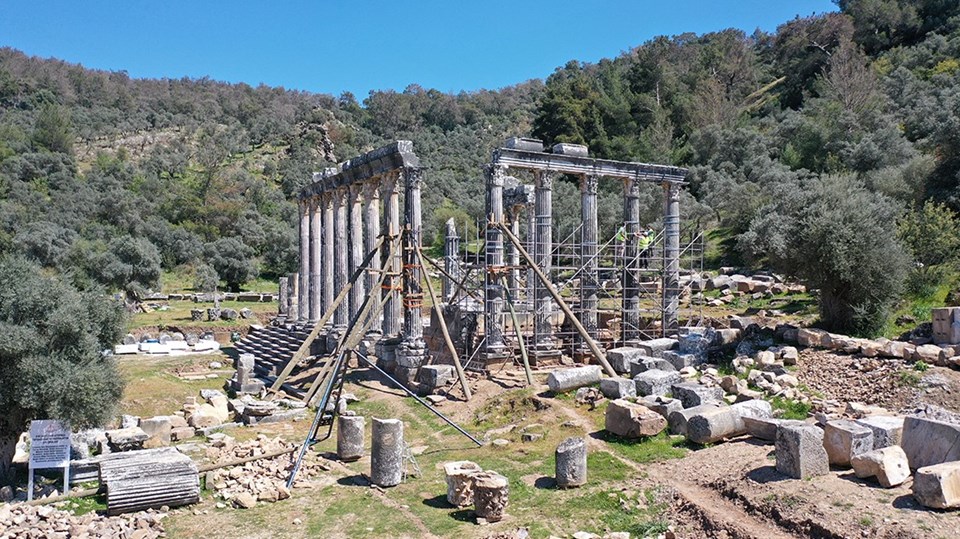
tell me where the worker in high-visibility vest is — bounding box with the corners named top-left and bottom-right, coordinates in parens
top-left (614, 225), bottom-right (627, 259)
top-left (638, 228), bottom-right (654, 268)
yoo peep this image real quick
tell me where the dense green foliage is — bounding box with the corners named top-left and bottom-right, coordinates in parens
top-left (1, 0), bottom-right (960, 333)
top-left (0, 256), bottom-right (125, 481)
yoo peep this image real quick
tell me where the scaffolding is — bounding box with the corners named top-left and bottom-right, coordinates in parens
top-left (430, 138), bottom-right (699, 372)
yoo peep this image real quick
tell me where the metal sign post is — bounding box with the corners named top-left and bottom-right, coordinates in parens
top-left (27, 420), bottom-right (71, 502)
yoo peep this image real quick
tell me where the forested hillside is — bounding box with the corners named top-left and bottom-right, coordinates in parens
top-left (1, 0), bottom-right (959, 335)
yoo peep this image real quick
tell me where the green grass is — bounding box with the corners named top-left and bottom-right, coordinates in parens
top-left (62, 493), bottom-right (108, 515)
top-left (884, 272), bottom-right (958, 339)
top-left (897, 370), bottom-right (922, 387)
top-left (129, 300), bottom-right (277, 330)
top-left (595, 431), bottom-right (689, 464)
top-left (769, 396), bottom-right (811, 420)
top-left (160, 269), bottom-right (279, 295)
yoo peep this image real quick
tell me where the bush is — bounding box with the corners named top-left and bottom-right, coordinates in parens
top-left (0, 255), bottom-right (125, 482)
top-left (740, 174), bottom-right (910, 336)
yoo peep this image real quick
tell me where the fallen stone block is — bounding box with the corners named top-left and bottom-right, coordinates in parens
top-left (668, 404), bottom-right (723, 436)
top-left (547, 366), bottom-right (602, 393)
top-left (797, 328), bottom-right (827, 348)
top-left (913, 461), bottom-right (960, 509)
top-left (629, 357), bottom-right (675, 377)
top-left (419, 365), bottom-right (455, 390)
top-left (661, 351), bottom-right (699, 370)
top-left (444, 461), bottom-right (482, 507)
top-left (685, 399), bottom-right (772, 445)
top-left (640, 396), bottom-right (683, 420)
top-left (823, 420), bottom-right (874, 467)
top-left (139, 417), bottom-right (172, 447)
top-left (599, 377), bottom-right (636, 399)
top-left (743, 417), bottom-right (805, 442)
top-left (604, 399), bottom-right (667, 438)
top-left (634, 338), bottom-right (678, 358)
top-left (686, 406), bottom-right (741, 445)
top-left (775, 424), bottom-right (829, 479)
top-left (901, 415), bottom-right (960, 470)
top-left (671, 382), bottom-right (724, 408)
top-left (606, 347), bottom-right (645, 374)
top-left (634, 369), bottom-right (682, 397)
top-left (851, 446), bottom-right (910, 488)
top-left (105, 427), bottom-right (148, 452)
top-left (855, 416), bottom-right (904, 450)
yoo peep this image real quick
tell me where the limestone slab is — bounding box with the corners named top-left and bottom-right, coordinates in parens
top-left (850, 446), bottom-right (910, 488)
top-left (900, 415), bottom-right (960, 470)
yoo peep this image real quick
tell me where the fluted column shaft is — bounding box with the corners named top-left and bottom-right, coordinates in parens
top-left (401, 167), bottom-right (425, 348)
top-left (321, 192), bottom-right (335, 327)
top-left (622, 178), bottom-right (641, 342)
top-left (348, 183), bottom-right (365, 325)
top-left (381, 173), bottom-right (402, 339)
top-left (484, 165), bottom-right (506, 353)
top-left (534, 171), bottom-right (555, 348)
top-left (363, 181), bottom-right (382, 337)
top-left (309, 196), bottom-right (322, 322)
top-left (580, 174), bottom-right (599, 344)
top-left (333, 188), bottom-right (349, 332)
top-left (298, 200), bottom-right (311, 323)
top-left (663, 182), bottom-right (681, 334)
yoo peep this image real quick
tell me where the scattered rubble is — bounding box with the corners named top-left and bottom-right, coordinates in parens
top-left (0, 503), bottom-right (165, 538)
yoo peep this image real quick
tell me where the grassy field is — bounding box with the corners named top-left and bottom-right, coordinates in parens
top-left (115, 355), bottom-right (689, 538)
top-left (129, 300), bottom-right (278, 331)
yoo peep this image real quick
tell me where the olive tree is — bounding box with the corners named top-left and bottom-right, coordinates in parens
top-left (0, 256), bottom-right (125, 483)
top-left (740, 174), bottom-right (910, 336)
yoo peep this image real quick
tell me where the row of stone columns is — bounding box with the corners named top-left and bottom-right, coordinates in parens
top-left (481, 168), bottom-right (682, 357)
top-left (293, 170), bottom-right (425, 359)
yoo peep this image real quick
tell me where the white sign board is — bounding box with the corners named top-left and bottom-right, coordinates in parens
top-left (29, 420), bottom-right (71, 469)
top-left (27, 419), bottom-right (71, 501)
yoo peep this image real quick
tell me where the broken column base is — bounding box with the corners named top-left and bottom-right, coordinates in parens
top-left (530, 340), bottom-right (563, 365)
top-left (375, 337), bottom-right (401, 372)
top-left (394, 340), bottom-right (427, 390)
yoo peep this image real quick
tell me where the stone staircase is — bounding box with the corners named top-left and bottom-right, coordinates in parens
top-left (234, 324), bottom-right (314, 381)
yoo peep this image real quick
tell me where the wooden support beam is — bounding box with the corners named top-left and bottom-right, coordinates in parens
top-left (416, 247), bottom-right (472, 401)
top-left (270, 236), bottom-right (386, 392)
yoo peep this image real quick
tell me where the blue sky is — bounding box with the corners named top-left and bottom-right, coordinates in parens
top-left (0, 1), bottom-right (838, 98)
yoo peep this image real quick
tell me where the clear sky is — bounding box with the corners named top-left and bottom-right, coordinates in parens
top-left (0, 1), bottom-right (838, 98)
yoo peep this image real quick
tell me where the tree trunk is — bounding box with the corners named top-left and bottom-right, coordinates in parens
top-left (0, 432), bottom-right (18, 486)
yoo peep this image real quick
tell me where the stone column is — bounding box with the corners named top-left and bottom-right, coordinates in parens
top-left (370, 418), bottom-right (404, 487)
top-left (555, 436), bottom-right (587, 488)
top-left (533, 171), bottom-right (556, 353)
top-left (287, 272), bottom-right (299, 322)
top-left (525, 198), bottom-right (536, 307)
top-left (298, 199), bottom-right (310, 324)
top-left (622, 178), bottom-right (641, 343)
top-left (348, 183), bottom-right (366, 325)
top-left (506, 207), bottom-right (521, 300)
top-left (363, 181), bottom-right (382, 340)
top-left (309, 196), bottom-right (322, 323)
top-left (278, 276), bottom-right (289, 316)
top-left (443, 218), bottom-right (460, 301)
top-left (336, 415), bottom-right (365, 462)
top-left (483, 164), bottom-right (507, 356)
top-left (332, 187), bottom-right (350, 336)
top-left (579, 174), bottom-right (600, 349)
top-left (395, 167), bottom-right (427, 382)
top-left (321, 191), bottom-right (335, 329)
top-left (663, 182), bottom-right (681, 334)
top-left (380, 172), bottom-right (402, 340)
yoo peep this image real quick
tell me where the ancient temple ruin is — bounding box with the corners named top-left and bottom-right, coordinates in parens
top-left (240, 136), bottom-right (697, 397)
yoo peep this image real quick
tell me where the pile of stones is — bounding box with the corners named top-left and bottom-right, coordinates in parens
top-left (753, 405), bottom-right (960, 509)
top-left (687, 269), bottom-right (806, 308)
top-left (795, 327), bottom-right (960, 369)
top-left (0, 503), bottom-right (165, 539)
top-left (203, 435), bottom-right (323, 509)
